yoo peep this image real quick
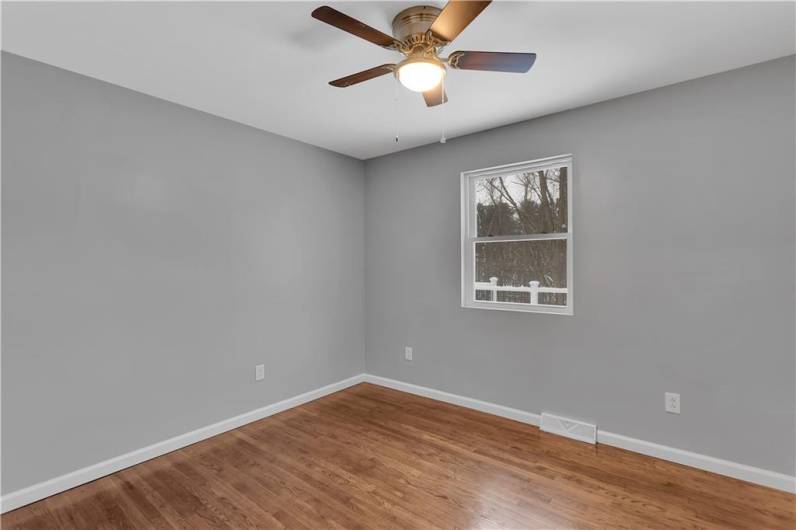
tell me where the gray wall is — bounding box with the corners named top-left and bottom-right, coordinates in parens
top-left (3, 51), bottom-right (794, 495)
top-left (364, 56), bottom-right (796, 475)
top-left (1, 52), bottom-right (365, 493)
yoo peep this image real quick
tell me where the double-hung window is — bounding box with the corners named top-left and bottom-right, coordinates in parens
top-left (461, 154), bottom-right (573, 315)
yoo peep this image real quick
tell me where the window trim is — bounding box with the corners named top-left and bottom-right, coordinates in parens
top-left (460, 154), bottom-right (574, 315)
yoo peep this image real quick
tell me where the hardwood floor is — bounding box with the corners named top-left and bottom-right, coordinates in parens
top-left (3, 383), bottom-right (794, 529)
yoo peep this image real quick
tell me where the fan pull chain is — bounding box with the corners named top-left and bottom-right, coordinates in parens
top-left (440, 75), bottom-right (447, 144)
top-left (393, 76), bottom-right (400, 143)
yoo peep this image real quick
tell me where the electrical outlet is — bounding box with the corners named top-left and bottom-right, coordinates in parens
top-left (255, 364), bottom-right (265, 381)
top-left (404, 346), bottom-right (413, 361)
top-left (665, 392), bottom-right (680, 414)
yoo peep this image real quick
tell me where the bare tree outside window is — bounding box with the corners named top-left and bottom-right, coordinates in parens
top-left (476, 167), bottom-right (567, 237)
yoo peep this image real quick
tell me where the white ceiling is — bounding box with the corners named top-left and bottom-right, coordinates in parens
top-left (2, 1), bottom-right (794, 159)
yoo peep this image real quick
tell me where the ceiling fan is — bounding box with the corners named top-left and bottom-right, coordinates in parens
top-left (311, 1), bottom-right (536, 107)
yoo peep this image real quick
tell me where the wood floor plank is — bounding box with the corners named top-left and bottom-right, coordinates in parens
top-left (3, 383), bottom-right (794, 529)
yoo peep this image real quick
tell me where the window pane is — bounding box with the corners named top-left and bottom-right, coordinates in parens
top-left (475, 166), bottom-right (568, 236)
top-left (475, 239), bottom-right (567, 306)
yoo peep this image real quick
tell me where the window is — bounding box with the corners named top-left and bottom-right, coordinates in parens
top-left (461, 154), bottom-right (573, 315)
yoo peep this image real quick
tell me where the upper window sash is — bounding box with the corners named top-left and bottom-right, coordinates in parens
top-left (464, 154), bottom-right (573, 240)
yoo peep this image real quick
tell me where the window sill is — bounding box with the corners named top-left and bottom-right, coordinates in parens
top-left (462, 301), bottom-right (574, 315)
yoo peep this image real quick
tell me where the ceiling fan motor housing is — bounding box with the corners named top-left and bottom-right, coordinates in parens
top-left (391, 5), bottom-right (443, 50)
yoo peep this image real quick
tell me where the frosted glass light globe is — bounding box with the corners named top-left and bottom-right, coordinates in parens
top-left (397, 60), bottom-right (445, 92)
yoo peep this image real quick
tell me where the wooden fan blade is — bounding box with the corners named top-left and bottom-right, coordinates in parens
top-left (448, 51), bottom-right (536, 73)
top-left (423, 85), bottom-right (448, 107)
top-left (429, 1), bottom-right (491, 43)
top-left (312, 6), bottom-right (397, 48)
top-left (329, 64), bottom-right (395, 88)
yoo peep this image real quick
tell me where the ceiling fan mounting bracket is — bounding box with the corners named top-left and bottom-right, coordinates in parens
top-left (446, 51), bottom-right (464, 69)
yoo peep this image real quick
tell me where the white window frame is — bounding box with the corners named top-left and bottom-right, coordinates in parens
top-left (460, 154), bottom-right (574, 315)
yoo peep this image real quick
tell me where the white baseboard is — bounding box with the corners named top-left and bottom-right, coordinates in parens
top-left (362, 374), bottom-right (796, 494)
top-left (596, 430), bottom-right (796, 493)
top-left (3, 372), bottom-right (793, 514)
top-left (0, 373), bottom-right (366, 514)
top-left (364, 374), bottom-right (541, 426)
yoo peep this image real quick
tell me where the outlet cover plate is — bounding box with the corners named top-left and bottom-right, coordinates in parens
top-left (665, 392), bottom-right (680, 414)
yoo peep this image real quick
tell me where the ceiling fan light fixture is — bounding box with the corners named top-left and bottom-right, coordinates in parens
top-left (396, 56), bottom-right (445, 93)
top-left (314, 3), bottom-right (537, 107)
